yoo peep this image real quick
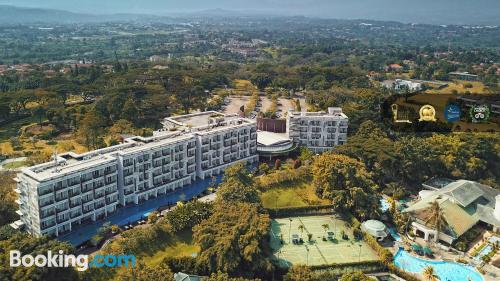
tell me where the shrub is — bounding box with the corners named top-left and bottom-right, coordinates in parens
top-left (90, 235), bottom-right (104, 247)
top-left (162, 256), bottom-right (209, 276)
top-left (111, 225), bottom-right (121, 234)
top-left (257, 166), bottom-right (311, 189)
top-left (268, 205), bottom-right (335, 218)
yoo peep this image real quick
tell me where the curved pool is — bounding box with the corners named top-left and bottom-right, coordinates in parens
top-left (394, 249), bottom-right (483, 281)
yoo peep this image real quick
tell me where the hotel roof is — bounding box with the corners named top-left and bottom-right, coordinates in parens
top-left (20, 111), bottom-right (255, 182)
top-left (404, 180), bottom-right (500, 237)
top-left (257, 131), bottom-right (291, 146)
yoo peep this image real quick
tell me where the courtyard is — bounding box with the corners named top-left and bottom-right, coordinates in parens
top-left (270, 215), bottom-right (378, 267)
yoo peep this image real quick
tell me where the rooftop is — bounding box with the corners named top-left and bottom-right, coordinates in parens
top-left (169, 111), bottom-right (224, 128)
top-left (257, 131), bottom-right (291, 147)
top-left (159, 111), bottom-right (253, 134)
top-left (404, 180), bottom-right (500, 237)
top-left (21, 111), bottom-right (255, 182)
top-left (288, 107), bottom-right (348, 119)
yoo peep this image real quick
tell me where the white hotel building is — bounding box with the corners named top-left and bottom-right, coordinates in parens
top-left (286, 107), bottom-right (348, 153)
top-left (12, 112), bottom-right (258, 238)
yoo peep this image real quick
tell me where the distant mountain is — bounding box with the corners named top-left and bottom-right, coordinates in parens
top-left (2, 0), bottom-right (500, 25)
top-left (0, 5), bottom-right (172, 24)
top-left (0, 5), bottom-right (98, 24)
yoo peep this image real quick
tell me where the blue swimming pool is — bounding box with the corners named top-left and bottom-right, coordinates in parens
top-left (380, 198), bottom-right (391, 212)
top-left (473, 236), bottom-right (500, 262)
top-left (394, 249), bottom-right (483, 281)
top-left (388, 227), bottom-right (402, 242)
top-left (380, 197), bottom-right (406, 213)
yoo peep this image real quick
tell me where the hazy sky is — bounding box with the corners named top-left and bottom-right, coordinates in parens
top-left (1, 0), bottom-right (500, 24)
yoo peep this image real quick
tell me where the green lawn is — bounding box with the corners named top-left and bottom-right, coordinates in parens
top-left (260, 182), bottom-right (330, 209)
top-left (140, 229), bottom-right (199, 266)
top-left (3, 160), bottom-right (27, 169)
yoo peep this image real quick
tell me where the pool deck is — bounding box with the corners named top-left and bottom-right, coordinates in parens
top-left (59, 175), bottom-right (222, 246)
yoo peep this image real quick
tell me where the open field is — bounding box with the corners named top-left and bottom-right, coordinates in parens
top-left (260, 182), bottom-right (330, 209)
top-left (0, 136), bottom-right (88, 158)
top-left (2, 160), bottom-right (27, 169)
top-left (270, 216), bottom-right (378, 267)
top-left (425, 80), bottom-right (490, 94)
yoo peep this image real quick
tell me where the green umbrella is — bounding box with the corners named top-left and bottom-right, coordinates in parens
top-left (412, 244), bottom-right (423, 251)
top-left (423, 246), bottom-right (433, 255)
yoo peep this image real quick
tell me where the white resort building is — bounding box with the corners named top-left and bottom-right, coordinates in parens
top-left (403, 180), bottom-right (500, 244)
top-left (286, 107), bottom-right (348, 153)
top-left (12, 112), bottom-right (258, 238)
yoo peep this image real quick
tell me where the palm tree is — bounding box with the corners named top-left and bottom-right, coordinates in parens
top-left (456, 241), bottom-right (467, 252)
top-left (422, 266), bottom-right (439, 281)
top-left (298, 224), bottom-right (305, 239)
top-left (321, 224), bottom-right (329, 240)
top-left (424, 200), bottom-right (449, 243)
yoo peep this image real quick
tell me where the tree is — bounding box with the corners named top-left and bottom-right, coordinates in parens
top-left (109, 119), bottom-right (135, 137)
top-left (121, 96), bottom-right (139, 123)
top-left (78, 111), bottom-right (106, 150)
top-left (312, 153), bottom-right (379, 219)
top-left (284, 265), bottom-right (313, 281)
top-left (422, 266), bottom-right (439, 281)
top-left (116, 262), bottom-right (174, 281)
top-left (162, 74), bottom-right (205, 114)
top-left (258, 163), bottom-right (269, 175)
top-left (335, 120), bottom-right (398, 186)
top-left (298, 147), bottom-right (314, 163)
top-left (298, 224), bottom-right (305, 239)
top-left (274, 159), bottom-right (282, 170)
top-left (205, 272), bottom-right (260, 281)
top-left (321, 224), bottom-right (329, 238)
top-left (251, 75), bottom-right (272, 91)
top-left (424, 201), bottom-right (448, 243)
top-left (0, 233), bottom-right (78, 281)
top-left (193, 202), bottom-right (271, 276)
top-left (163, 201), bottom-right (213, 233)
top-left (0, 172), bottom-right (18, 227)
top-left (32, 105), bottom-right (46, 127)
top-left (216, 163), bottom-right (260, 205)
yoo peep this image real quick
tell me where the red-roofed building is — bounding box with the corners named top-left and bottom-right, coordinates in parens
top-left (385, 64), bottom-right (403, 72)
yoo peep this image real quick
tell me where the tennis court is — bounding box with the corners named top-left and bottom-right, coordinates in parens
top-left (270, 215), bottom-right (378, 267)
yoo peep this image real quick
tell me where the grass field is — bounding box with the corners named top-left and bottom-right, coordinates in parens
top-left (270, 216), bottom-right (378, 267)
top-left (260, 182), bottom-right (330, 209)
top-left (2, 160), bottom-right (27, 169)
top-left (220, 79), bottom-right (258, 96)
top-left (425, 80), bottom-right (489, 94)
top-left (140, 229), bottom-right (199, 266)
top-left (0, 138), bottom-right (88, 158)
